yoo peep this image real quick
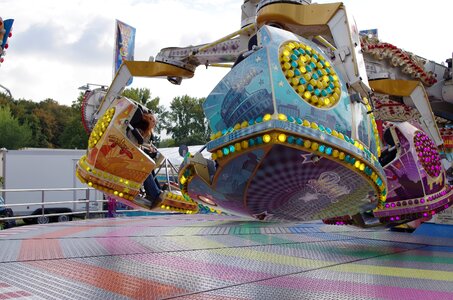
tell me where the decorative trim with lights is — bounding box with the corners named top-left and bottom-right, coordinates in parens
top-left (78, 155), bottom-right (199, 214)
top-left (209, 112), bottom-right (381, 161)
top-left (76, 155), bottom-right (141, 200)
top-left (279, 40), bottom-right (341, 108)
top-left (88, 108), bottom-right (115, 149)
top-left (414, 131), bottom-right (442, 178)
top-left (361, 35), bottom-right (437, 86)
top-left (374, 185), bottom-right (453, 223)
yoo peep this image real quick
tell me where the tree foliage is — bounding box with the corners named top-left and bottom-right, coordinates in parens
top-left (0, 92), bottom-right (84, 149)
top-left (163, 95), bottom-right (211, 146)
top-left (0, 106), bottom-right (32, 149)
top-left (122, 87), bottom-right (163, 113)
top-left (0, 88), bottom-right (211, 150)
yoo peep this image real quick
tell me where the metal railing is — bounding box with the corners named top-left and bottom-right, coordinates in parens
top-left (0, 187), bottom-right (136, 224)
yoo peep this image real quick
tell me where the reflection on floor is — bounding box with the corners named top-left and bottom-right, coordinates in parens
top-left (1, 215), bottom-right (453, 299)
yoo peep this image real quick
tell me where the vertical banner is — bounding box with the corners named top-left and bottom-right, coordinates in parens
top-left (113, 20), bottom-right (136, 85)
top-left (359, 29), bottom-right (378, 38)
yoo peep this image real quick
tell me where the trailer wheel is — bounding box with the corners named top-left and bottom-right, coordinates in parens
top-left (57, 215), bottom-right (72, 222)
top-left (3, 210), bottom-right (16, 229)
top-left (37, 216), bottom-right (50, 224)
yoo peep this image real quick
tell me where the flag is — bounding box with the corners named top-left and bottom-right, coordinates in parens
top-left (113, 20), bottom-right (136, 85)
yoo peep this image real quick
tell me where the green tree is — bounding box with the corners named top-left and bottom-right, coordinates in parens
top-left (0, 106), bottom-right (32, 149)
top-left (164, 95), bottom-right (211, 146)
top-left (37, 99), bottom-right (72, 147)
top-left (59, 113), bottom-right (88, 149)
top-left (158, 138), bottom-right (176, 148)
top-left (122, 87), bottom-right (163, 113)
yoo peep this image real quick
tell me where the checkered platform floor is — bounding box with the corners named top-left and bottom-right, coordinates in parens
top-left (1, 215), bottom-right (453, 299)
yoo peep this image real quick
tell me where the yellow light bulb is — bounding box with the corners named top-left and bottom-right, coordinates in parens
top-left (332, 149), bottom-right (339, 158)
top-left (311, 142), bottom-right (319, 151)
top-left (278, 114), bottom-right (287, 121)
top-left (297, 85), bottom-right (305, 93)
top-left (278, 134), bottom-right (287, 143)
top-left (263, 134), bottom-right (271, 143)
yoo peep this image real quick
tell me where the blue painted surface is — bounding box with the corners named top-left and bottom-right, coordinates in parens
top-left (414, 222), bottom-right (453, 238)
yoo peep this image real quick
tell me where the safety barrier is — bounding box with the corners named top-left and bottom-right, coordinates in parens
top-left (0, 187), bottom-right (136, 225)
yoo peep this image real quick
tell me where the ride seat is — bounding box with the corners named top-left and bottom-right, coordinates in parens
top-left (127, 105), bottom-right (148, 145)
top-left (379, 129), bottom-right (398, 166)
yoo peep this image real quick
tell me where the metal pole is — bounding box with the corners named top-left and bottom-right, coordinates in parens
top-left (164, 159), bottom-right (171, 191)
top-left (85, 188), bottom-right (90, 219)
top-left (166, 160), bottom-right (180, 184)
top-left (41, 190), bottom-right (45, 216)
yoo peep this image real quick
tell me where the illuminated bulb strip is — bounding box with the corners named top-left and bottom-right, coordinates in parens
top-left (210, 113), bottom-right (380, 163)
top-left (178, 165), bottom-right (197, 207)
top-left (78, 156), bottom-right (141, 189)
top-left (377, 190), bottom-right (453, 223)
top-left (77, 167), bottom-right (137, 200)
top-left (360, 36), bottom-right (437, 86)
top-left (88, 108), bottom-right (115, 149)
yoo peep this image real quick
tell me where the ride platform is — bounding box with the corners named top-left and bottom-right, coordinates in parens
top-left (1, 215), bottom-right (453, 299)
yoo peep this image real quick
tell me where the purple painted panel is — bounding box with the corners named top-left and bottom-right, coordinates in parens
top-left (245, 145), bottom-right (374, 221)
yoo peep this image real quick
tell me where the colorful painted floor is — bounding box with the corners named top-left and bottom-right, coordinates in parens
top-left (1, 215), bottom-right (453, 299)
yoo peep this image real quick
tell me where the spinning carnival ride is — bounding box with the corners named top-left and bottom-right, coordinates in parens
top-left (76, 0), bottom-right (453, 225)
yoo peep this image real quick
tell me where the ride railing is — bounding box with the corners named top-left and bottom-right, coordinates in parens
top-left (0, 187), bottom-right (137, 224)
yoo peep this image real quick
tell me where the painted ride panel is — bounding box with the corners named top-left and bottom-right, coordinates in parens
top-left (179, 26), bottom-right (386, 221)
top-left (373, 122), bottom-right (453, 223)
top-left (75, 97), bottom-right (199, 213)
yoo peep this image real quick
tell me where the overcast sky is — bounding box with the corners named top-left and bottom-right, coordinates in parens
top-left (1, 0), bottom-right (452, 107)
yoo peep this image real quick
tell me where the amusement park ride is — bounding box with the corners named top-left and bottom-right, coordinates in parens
top-left (76, 0), bottom-right (453, 227)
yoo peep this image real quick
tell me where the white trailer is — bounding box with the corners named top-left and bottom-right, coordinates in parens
top-left (0, 148), bottom-right (102, 222)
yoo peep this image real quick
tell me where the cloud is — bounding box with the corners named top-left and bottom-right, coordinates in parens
top-left (12, 18), bottom-right (112, 66)
top-left (1, 0), bottom-right (451, 107)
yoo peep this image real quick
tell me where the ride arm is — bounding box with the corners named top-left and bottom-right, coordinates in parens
top-left (94, 23), bottom-right (256, 120)
top-left (370, 79), bottom-right (443, 146)
top-left (154, 23), bottom-right (255, 73)
top-left (94, 60), bottom-right (194, 119)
